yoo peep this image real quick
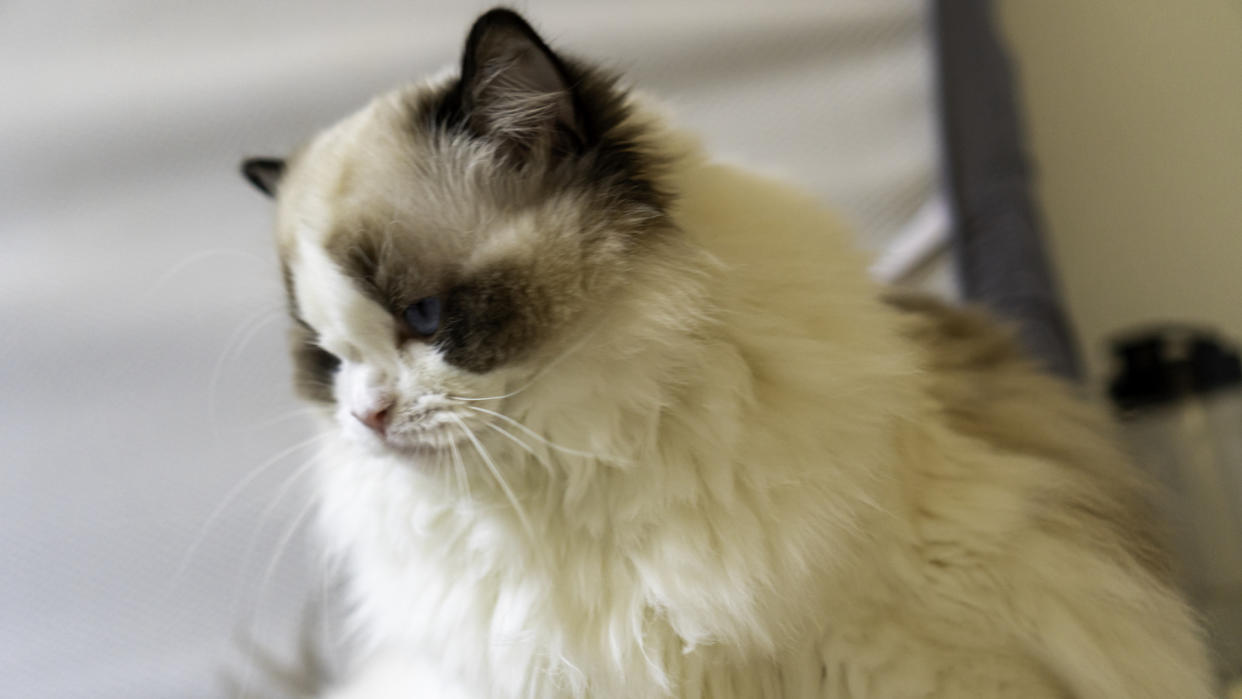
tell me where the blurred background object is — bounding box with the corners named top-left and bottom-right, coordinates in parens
top-left (1005, 1), bottom-right (1242, 684)
top-left (1110, 328), bottom-right (1242, 681)
top-left (1, 0), bottom-right (1239, 696)
top-left (997, 0), bottom-right (1242, 384)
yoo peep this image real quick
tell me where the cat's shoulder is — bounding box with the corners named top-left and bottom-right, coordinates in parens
top-left (882, 292), bottom-right (1025, 373)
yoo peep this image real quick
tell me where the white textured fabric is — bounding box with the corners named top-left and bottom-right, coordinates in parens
top-left (0, 1), bottom-right (940, 696)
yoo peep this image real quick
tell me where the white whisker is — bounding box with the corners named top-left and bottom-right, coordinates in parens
top-left (465, 405), bottom-right (625, 463)
top-left (209, 309), bottom-right (283, 438)
top-left (483, 421), bottom-right (555, 476)
top-left (449, 328), bottom-right (598, 403)
top-left (255, 496), bottom-right (319, 609)
top-left (168, 432), bottom-right (330, 592)
top-left (448, 414), bottom-right (538, 550)
top-left (233, 495), bottom-right (319, 699)
top-left (447, 427), bottom-right (473, 506)
top-left (236, 453), bottom-right (325, 589)
top-left (249, 406), bottom-right (323, 431)
top-left (147, 248), bottom-right (272, 295)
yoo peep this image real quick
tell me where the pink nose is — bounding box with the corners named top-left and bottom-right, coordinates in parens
top-left (352, 405), bottom-right (391, 436)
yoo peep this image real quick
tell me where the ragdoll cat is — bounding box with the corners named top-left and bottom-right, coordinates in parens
top-left (240, 9), bottom-right (1215, 698)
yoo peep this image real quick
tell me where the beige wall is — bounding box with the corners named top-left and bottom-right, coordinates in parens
top-left (996, 0), bottom-right (1242, 385)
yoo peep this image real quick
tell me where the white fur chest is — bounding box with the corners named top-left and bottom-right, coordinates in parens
top-left (314, 437), bottom-right (688, 699)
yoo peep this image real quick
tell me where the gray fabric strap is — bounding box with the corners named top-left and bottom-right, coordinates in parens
top-left (932, 0), bottom-right (1082, 380)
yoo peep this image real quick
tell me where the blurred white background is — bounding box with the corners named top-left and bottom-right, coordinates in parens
top-left (0, 2), bottom-right (940, 696)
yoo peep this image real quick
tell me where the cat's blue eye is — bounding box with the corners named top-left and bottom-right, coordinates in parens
top-left (403, 296), bottom-right (442, 338)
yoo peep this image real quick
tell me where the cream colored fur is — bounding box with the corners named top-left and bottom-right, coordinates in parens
top-left (282, 92), bottom-right (1215, 698)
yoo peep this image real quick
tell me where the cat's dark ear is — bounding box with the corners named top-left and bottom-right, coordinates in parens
top-left (458, 9), bottom-right (586, 152)
top-left (241, 157), bottom-right (285, 198)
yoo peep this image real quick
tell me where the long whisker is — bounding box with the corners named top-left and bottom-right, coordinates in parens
top-left (447, 428), bottom-right (472, 506)
top-left (236, 454), bottom-right (325, 590)
top-left (248, 406), bottom-right (323, 431)
top-left (483, 421), bottom-right (555, 476)
top-left (146, 248), bottom-right (272, 295)
top-left (169, 432), bottom-right (330, 591)
top-left (449, 328), bottom-right (599, 403)
top-left (445, 437), bottom-right (463, 499)
top-left (254, 496), bottom-right (319, 612)
top-left (233, 495), bottom-right (319, 699)
top-left (464, 405), bottom-right (625, 463)
top-left (209, 309), bottom-right (283, 438)
top-left (448, 414), bottom-right (537, 548)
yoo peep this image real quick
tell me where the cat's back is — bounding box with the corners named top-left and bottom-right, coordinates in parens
top-left (883, 291), bottom-right (1170, 581)
top-left (869, 293), bottom-right (1214, 699)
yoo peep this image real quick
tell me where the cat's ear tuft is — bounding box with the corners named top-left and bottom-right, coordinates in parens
top-left (459, 9), bottom-right (586, 152)
top-left (241, 157), bottom-right (285, 198)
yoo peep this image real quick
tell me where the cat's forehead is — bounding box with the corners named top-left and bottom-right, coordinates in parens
top-left (280, 90), bottom-right (492, 277)
top-left (278, 84), bottom-right (482, 246)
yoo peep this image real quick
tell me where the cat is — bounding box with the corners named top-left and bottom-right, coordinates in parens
top-left (240, 8), bottom-right (1215, 698)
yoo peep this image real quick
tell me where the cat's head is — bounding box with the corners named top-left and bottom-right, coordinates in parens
top-left (242, 9), bottom-right (681, 457)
